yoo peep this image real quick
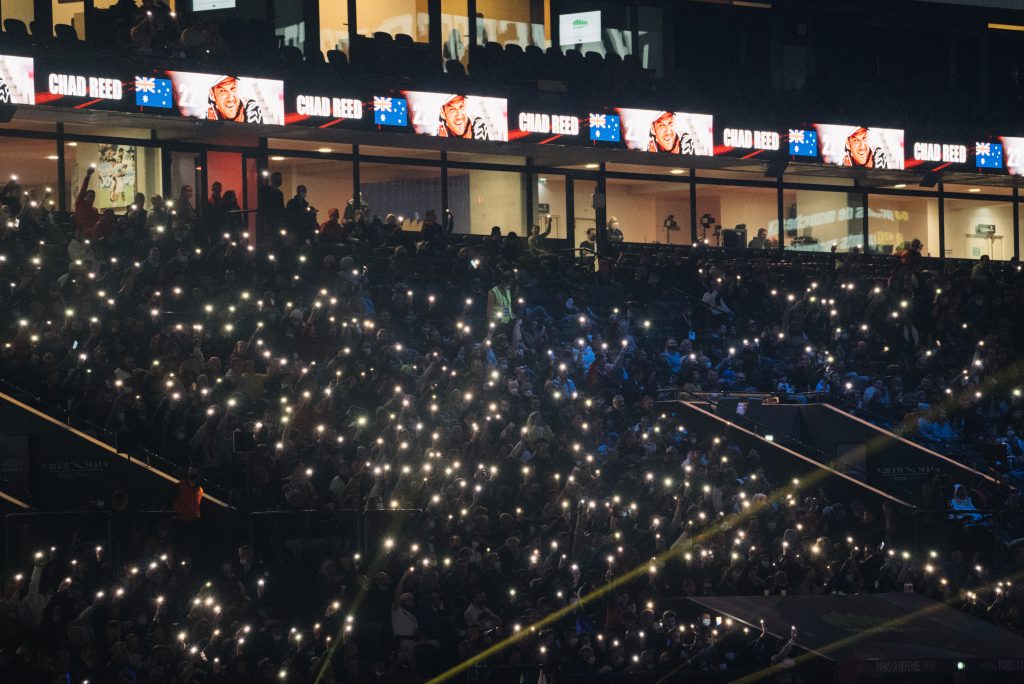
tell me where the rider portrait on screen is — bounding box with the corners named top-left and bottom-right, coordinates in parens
top-left (206, 75), bottom-right (263, 124)
top-left (647, 111), bottom-right (695, 155)
top-left (436, 94), bottom-right (488, 140)
top-left (842, 126), bottom-right (887, 168)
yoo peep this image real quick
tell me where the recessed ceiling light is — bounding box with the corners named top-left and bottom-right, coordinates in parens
top-left (585, 163), bottom-right (599, 169)
top-left (45, 155), bottom-right (58, 160)
top-left (968, 188), bottom-right (981, 193)
top-left (270, 156), bottom-right (286, 161)
top-left (670, 169), bottom-right (686, 175)
top-left (317, 147), bottom-right (332, 153)
top-left (68, 142), bottom-right (77, 147)
top-left (893, 183), bottom-right (906, 189)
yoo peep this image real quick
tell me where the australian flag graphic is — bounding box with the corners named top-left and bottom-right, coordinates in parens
top-left (589, 114), bottom-right (620, 142)
top-left (374, 96), bottom-right (408, 127)
top-left (135, 76), bottom-right (173, 108)
top-left (975, 142), bottom-right (1003, 170)
top-left (788, 129), bottom-right (818, 157)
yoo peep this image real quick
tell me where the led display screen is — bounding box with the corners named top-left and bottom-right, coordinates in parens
top-left (401, 91), bottom-right (509, 141)
top-left (509, 106), bottom-right (582, 144)
top-left (36, 68), bottom-right (125, 109)
top-left (975, 141), bottom-right (1004, 170)
top-left (0, 55), bottom-right (35, 105)
top-left (905, 139), bottom-right (970, 171)
top-left (589, 113), bottom-right (621, 142)
top-left (286, 91), bottom-right (365, 127)
top-left (193, 0), bottom-right (236, 10)
top-left (615, 109), bottom-right (714, 156)
top-left (715, 126), bottom-right (781, 158)
top-left (814, 124), bottom-right (905, 170)
top-left (559, 11), bottom-right (602, 46)
top-left (788, 129), bottom-right (819, 157)
top-left (999, 137), bottom-right (1024, 175)
top-left (162, 71), bottom-right (285, 124)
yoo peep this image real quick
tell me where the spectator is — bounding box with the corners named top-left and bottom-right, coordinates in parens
top-left (73, 167), bottom-right (99, 233)
top-left (748, 227), bottom-right (770, 249)
top-left (173, 467), bottom-right (203, 522)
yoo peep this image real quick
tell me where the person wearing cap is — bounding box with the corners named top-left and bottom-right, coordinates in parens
top-left (843, 126), bottom-right (885, 168)
top-left (205, 75), bottom-right (263, 123)
top-left (436, 94), bottom-right (489, 140)
top-left (437, 94), bottom-right (471, 138)
top-left (647, 111), bottom-right (694, 154)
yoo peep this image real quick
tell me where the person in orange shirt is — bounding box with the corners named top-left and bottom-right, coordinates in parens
top-left (173, 467), bottom-right (203, 521)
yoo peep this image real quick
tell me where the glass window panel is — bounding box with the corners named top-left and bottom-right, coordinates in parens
top-left (320, 0), bottom-right (350, 54)
top-left (64, 142), bottom-right (162, 213)
top-left (574, 178), bottom-right (598, 264)
top-left (868, 193), bottom-right (939, 258)
top-left (2, 0), bottom-right (35, 26)
top-left (358, 161), bottom-right (442, 229)
top-left (448, 167), bottom-right (523, 235)
top-left (168, 151), bottom-right (201, 223)
top-left (637, 4), bottom-right (663, 72)
top-left (944, 197), bottom-right (1013, 261)
top-left (606, 178), bottom-right (691, 245)
top-left (783, 188), bottom-right (864, 253)
top-left (534, 173), bottom-right (567, 241)
top-left (356, 0), bottom-right (428, 42)
top-left (0, 137), bottom-right (57, 215)
top-left (266, 156), bottom-right (355, 229)
top-left (476, 0), bottom-right (548, 49)
top-left (441, 0), bottom-right (469, 66)
top-left (52, 0), bottom-right (84, 37)
top-left (697, 184), bottom-right (777, 249)
top-left (274, 0), bottom-right (306, 50)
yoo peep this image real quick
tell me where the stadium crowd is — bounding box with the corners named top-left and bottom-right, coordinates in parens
top-left (1, 173), bottom-right (1024, 683)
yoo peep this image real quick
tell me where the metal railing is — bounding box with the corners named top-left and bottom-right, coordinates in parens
top-left (0, 378), bottom-right (231, 504)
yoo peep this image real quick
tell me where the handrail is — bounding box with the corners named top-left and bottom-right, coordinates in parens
top-left (666, 399), bottom-right (916, 509)
top-left (0, 490), bottom-right (30, 510)
top-left (723, 398), bottom-right (919, 503)
top-left (0, 386), bottom-right (231, 509)
top-left (817, 403), bottom-right (998, 484)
